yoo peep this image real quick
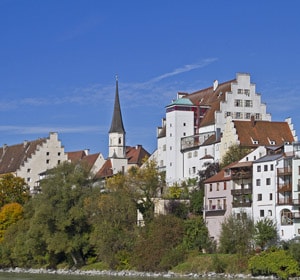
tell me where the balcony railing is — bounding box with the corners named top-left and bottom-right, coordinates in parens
top-left (231, 187), bottom-right (252, 196)
top-left (278, 183), bottom-right (292, 192)
top-left (292, 212), bottom-right (300, 219)
top-left (277, 167), bottom-right (292, 175)
top-left (293, 199), bottom-right (300, 206)
top-left (232, 201), bottom-right (252, 208)
top-left (204, 205), bottom-right (226, 212)
top-left (231, 171), bottom-right (252, 180)
top-left (278, 198), bottom-right (293, 205)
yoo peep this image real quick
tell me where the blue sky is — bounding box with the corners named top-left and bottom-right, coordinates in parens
top-left (1, 1), bottom-right (300, 157)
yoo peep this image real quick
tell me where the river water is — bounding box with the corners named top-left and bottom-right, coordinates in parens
top-left (0, 272), bottom-right (243, 280)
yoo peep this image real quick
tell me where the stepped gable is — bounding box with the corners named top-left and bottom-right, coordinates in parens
top-left (234, 119), bottom-right (295, 147)
top-left (184, 79), bottom-right (234, 127)
top-left (126, 145), bottom-right (150, 166)
top-left (0, 138), bottom-right (47, 174)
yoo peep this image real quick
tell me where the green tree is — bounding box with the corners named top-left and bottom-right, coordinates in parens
top-left (87, 175), bottom-right (137, 269)
top-left (133, 214), bottom-right (184, 271)
top-left (189, 188), bottom-right (204, 215)
top-left (219, 214), bottom-right (254, 255)
top-left (254, 218), bottom-right (278, 250)
top-left (182, 216), bottom-right (213, 252)
top-left (0, 174), bottom-right (30, 208)
top-left (220, 144), bottom-right (251, 168)
top-left (25, 161), bottom-right (94, 267)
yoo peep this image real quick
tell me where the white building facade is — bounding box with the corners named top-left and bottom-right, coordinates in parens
top-left (154, 73), bottom-right (272, 186)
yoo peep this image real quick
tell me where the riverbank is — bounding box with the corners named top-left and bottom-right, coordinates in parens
top-left (0, 267), bottom-right (272, 279)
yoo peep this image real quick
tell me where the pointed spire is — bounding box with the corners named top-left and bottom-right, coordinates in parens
top-left (109, 75), bottom-right (125, 133)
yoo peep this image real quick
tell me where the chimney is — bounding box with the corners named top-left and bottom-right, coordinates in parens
top-left (213, 80), bottom-right (218, 91)
top-left (251, 115), bottom-right (256, 127)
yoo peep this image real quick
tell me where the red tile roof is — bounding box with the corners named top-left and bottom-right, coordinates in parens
top-left (0, 138), bottom-right (47, 174)
top-left (185, 79), bottom-right (234, 127)
top-left (95, 159), bottom-right (113, 179)
top-left (234, 119), bottom-right (295, 147)
top-left (126, 145), bottom-right (150, 165)
top-left (67, 150), bottom-right (88, 162)
top-left (204, 162), bottom-right (237, 183)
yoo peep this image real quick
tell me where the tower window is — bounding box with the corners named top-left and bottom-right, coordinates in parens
top-left (118, 137), bottom-right (122, 144)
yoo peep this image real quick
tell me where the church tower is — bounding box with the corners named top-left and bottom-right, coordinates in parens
top-left (108, 76), bottom-right (126, 159)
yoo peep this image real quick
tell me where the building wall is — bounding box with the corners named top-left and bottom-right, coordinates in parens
top-left (204, 179), bottom-right (233, 242)
top-left (165, 107), bottom-right (194, 185)
top-left (215, 73), bottom-right (271, 134)
top-left (17, 132), bottom-right (67, 192)
top-left (252, 159), bottom-right (277, 223)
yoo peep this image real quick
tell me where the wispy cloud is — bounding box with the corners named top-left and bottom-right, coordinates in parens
top-left (0, 58), bottom-right (218, 111)
top-left (0, 125), bottom-right (102, 135)
top-left (146, 58), bottom-right (218, 84)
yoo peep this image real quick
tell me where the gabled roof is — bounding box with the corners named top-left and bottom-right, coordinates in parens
top-left (95, 144), bottom-right (150, 179)
top-left (67, 150), bottom-right (88, 162)
top-left (204, 162), bottom-right (237, 183)
top-left (0, 138), bottom-right (47, 174)
top-left (81, 153), bottom-right (101, 170)
top-left (184, 79), bottom-right (234, 127)
top-left (126, 145), bottom-right (150, 165)
top-left (95, 159), bottom-right (113, 179)
top-left (234, 119), bottom-right (295, 147)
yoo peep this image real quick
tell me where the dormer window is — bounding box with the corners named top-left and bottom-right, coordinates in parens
top-left (252, 140), bottom-right (259, 145)
top-left (268, 138), bottom-right (276, 145)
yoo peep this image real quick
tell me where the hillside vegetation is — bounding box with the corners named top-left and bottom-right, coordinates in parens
top-left (0, 161), bottom-right (299, 280)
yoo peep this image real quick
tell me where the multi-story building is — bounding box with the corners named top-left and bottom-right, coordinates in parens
top-left (204, 142), bottom-right (300, 243)
top-left (153, 73), bottom-right (273, 185)
top-left (0, 132), bottom-right (67, 192)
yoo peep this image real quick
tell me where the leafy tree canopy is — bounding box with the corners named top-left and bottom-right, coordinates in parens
top-left (0, 174), bottom-right (30, 208)
top-left (254, 218), bottom-right (278, 250)
top-left (220, 144), bottom-right (252, 169)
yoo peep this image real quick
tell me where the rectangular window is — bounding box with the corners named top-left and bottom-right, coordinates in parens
top-left (46, 159), bottom-right (50, 164)
top-left (269, 193), bottom-right (273, 200)
top-left (237, 89), bottom-right (243, 94)
top-left (256, 179), bottom-right (261, 186)
top-left (298, 166), bottom-right (300, 175)
top-left (245, 100), bottom-right (253, 107)
top-left (234, 99), bottom-right (243, 107)
top-left (235, 112), bottom-right (242, 119)
top-left (260, 210), bottom-right (264, 217)
top-left (216, 183), bottom-right (219, 191)
top-left (163, 144), bottom-right (166, 151)
top-left (245, 113), bottom-right (251, 119)
top-left (244, 89), bottom-right (250, 96)
top-left (257, 165), bottom-right (261, 172)
top-left (257, 193), bottom-right (262, 201)
top-left (264, 165), bottom-right (268, 171)
top-left (266, 178), bottom-right (271, 185)
top-left (209, 184), bottom-right (212, 192)
top-left (224, 182), bottom-right (227, 190)
top-left (271, 164), bottom-right (274, 171)
top-left (255, 113), bottom-right (261, 120)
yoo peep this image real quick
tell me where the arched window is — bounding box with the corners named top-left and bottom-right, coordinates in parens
top-left (281, 209), bottom-right (293, 225)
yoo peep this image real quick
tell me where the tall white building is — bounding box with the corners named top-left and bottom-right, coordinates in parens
top-left (153, 73), bottom-right (272, 185)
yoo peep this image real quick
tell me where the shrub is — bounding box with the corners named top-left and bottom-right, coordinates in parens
top-left (249, 250), bottom-right (300, 279)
